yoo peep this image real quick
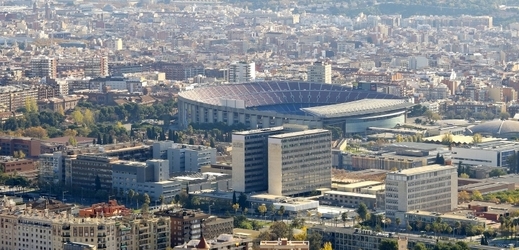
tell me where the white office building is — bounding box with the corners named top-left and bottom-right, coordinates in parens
top-left (450, 141), bottom-right (519, 168)
top-left (268, 129), bottom-right (332, 196)
top-left (385, 164), bottom-right (458, 223)
top-left (307, 61), bottom-right (332, 84)
top-left (228, 61), bottom-right (255, 83)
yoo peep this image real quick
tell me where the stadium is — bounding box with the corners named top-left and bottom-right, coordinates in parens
top-left (178, 81), bottom-right (414, 135)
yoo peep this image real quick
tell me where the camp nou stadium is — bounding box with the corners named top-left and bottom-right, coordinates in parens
top-left (178, 81), bottom-right (414, 135)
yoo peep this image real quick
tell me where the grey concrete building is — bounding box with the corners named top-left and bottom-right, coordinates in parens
top-left (231, 127), bottom-right (285, 193)
top-left (112, 159), bottom-right (181, 203)
top-left (152, 142), bottom-right (216, 173)
top-left (385, 164), bottom-right (458, 222)
top-left (268, 129), bottom-right (332, 196)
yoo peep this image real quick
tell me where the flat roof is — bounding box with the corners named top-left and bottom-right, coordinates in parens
top-left (324, 190), bottom-right (376, 199)
top-left (300, 99), bottom-right (413, 118)
top-left (336, 181), bottom-right (382, 189)
top-left (233, 126), bottom-right (284, 135)
top-left (389, 164), bottom-right (456, 176)
top-left (424, 135), bottom-right (499, 145)
top-left (268, 129), bottom-right (329, 139)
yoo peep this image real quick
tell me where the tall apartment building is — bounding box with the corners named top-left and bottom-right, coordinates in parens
top-left (154, 209), bottom-right (234, 248)
top-left (112, 159), bottom-right (181, 203)
top-left (228, 61), bottom-right (255, 83)
top-left (30, 56), bottom-right (57, 79)
top-left (106, 38), bottom-right (123, 51)
top-left (39, 152), bottom-right (65, 184)
top-left (152, 142), bottom-right (217, 173)
top-left (307, 61), bottom-right (331, 84)
top-left (155, 209), bottom-right (209, 247)
top-left (385, 164), bottom-right (458, 223)
top-left (154, 62), bottom-right (205, 81)
top-left (268, 129), bottom-right (332, 196)
top-left (0, 84), bottom-right (40, 112)
top-left (70, 155), bottom-right (119, 192)
top-left (83, 56), bottom-right (108, 78)
top-left (232, 127), bottom-right (285, 193)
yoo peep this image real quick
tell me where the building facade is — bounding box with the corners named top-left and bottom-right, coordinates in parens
top-left (268, 129), bottom-right (332, 196)
top-left (385, 165), bottom-right (458, 222)
top-left (83, 56), bottom-right (108, 78)
top-left (30, 56), bottom-right (57, 79)
top-left (228, 61), bottom-right (255, 83)
top-left (70, 155), bottom-right (119, 192)
top-left (307, 61), bottom-right (331, 84)
top-left (112, 159), bottom-right (181, 203)
top-left (231, 127), bottom-right (285, 193)
top-left (260, 239), bottom-right (309, 250)
top-left (153, 142), bottom-right (217, 173)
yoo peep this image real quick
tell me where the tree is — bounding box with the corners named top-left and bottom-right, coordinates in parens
top-left (441, 133), bottom-right (454, 145)
top-left (357, 202), bottom-right (369, 221)
top-left (97, 134), bottom-right (102, 145)
top-left (68, 136), bottom-right (78, 146)
top-left (83, 109), bottom-right (95, 125)
top-left (471, 190), bottom-right (483, 201)
top-left (458, 191), bottom-right (471, 203)
top-left (232, 191), bottom-right (237, 205)
top-left (472, 133), bottom-right (483, 145)
top-left (395, 217), bottom-right (401, 230)
top-left (63, 129), bottom-right (78, 137)
top-left (159, 195), bottom-right (165, 205)
top-left (320, 242), bottom-right (333, 250)
top-left (232, 203), bottom-right (240, 214)
top-left (460, 173), bottom-right (470, 178)
top-left (72, 110), bottom-right (84, 124)
top-left (258, 204), bottom-right (267, 219)
top-left (189, 138), bottom-right (195, 145)
top-left (500, 111), bottom-right (511, 120)
top-left (143, 193), bottom-right (150, 205)
top-left (23, 126), bottom-right (48, 139)
top-left (308, 231), bottom-right (323, 250)
top-left (128, 189), bottom-right (135, 206)
top-left (141, 203), bottom-right (150, 214)
top-left (379, 239), bottom-right (398, 250)
top-left (489, 168), bottom-right (507, 177)
top-left (413, 242), bottom-right (427, 250)
top-left (238, 192), bottom-right (248, 211)
top-left (270, 221), bottom-right (289, 239)
top-left (341, 212), bottom-right (348, 226)
top-left (13, 150), bottom-right (25, 159)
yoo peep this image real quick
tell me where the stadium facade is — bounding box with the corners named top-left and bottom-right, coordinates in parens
top-left (178, 81), bottom-right (414, 135)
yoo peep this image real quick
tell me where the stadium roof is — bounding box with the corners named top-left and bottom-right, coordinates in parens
top-left (300, 99), bottom-right (414, 118)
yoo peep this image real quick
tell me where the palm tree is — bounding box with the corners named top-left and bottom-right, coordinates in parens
top-left (258, 204), bottom-right (267, 221)
top-left (128, 189), bottom-right (135, 208)
top-left (454, 221), bottom-right (462, 236)
top-left (278, 206), bottom-right (286, 222)
top-left (341, 212), bottom-right (348, 227)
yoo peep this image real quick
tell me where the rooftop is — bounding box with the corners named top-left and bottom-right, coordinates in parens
top-left (233, 126), bottom-right (284, 135)
top-left (388, 164), bottom-right (456, 176)
top-left (324, 190), bottom-right (376, 199)
top-left (268, 128), bottom-right (329, 139)
top-left (300, 99), bottom-right (413, 118)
